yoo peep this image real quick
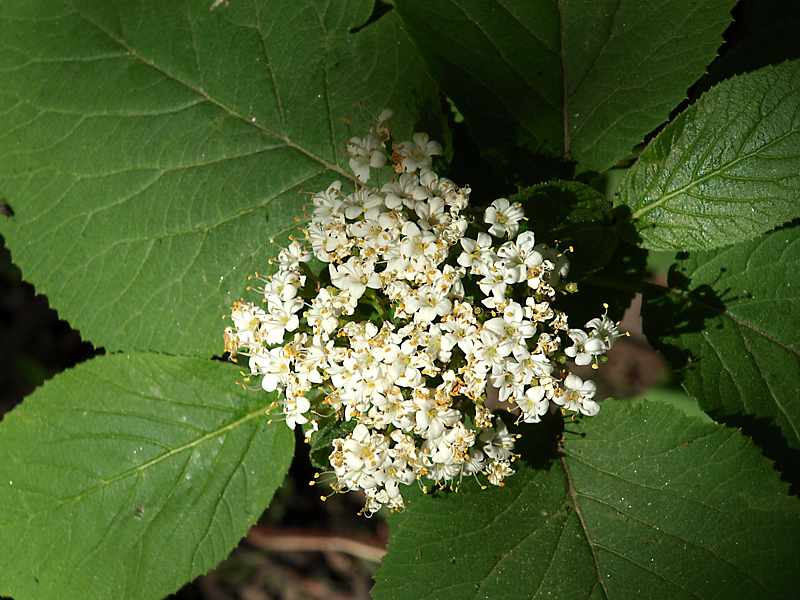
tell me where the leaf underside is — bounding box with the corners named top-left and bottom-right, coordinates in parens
top-left (0, 353), bottom-right (294, 600)
top-left (0, 0), bottom-right (441, 356)
top-left (373, 400), bottom-right (800, 600)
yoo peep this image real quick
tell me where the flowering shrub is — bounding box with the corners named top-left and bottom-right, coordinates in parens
top-left (1, 2), bottom-right (799, 599)
top-left (225, 115), bottom-right (623, 514)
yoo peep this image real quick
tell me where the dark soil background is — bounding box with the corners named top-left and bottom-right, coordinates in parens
top-left (2, 1), bottom-right (799, 598)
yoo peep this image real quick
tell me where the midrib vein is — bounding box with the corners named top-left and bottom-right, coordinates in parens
top-left (559, 455), bottom-right (610, 599)
top-left (61, 406), bottom-right (268, 505)
top-left (631, 128), bottom-right (797, 219)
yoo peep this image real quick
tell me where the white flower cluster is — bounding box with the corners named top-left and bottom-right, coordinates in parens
top-left (225, 112), bottom-right (622, 515)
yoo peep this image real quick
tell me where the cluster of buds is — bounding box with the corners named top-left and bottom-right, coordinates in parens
top-left (225, 112), bottom-right (622, 515)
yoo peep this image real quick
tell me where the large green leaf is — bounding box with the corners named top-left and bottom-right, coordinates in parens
top-left (373, 400), bottom-right (800, 599)
top-left (0, 0), bottom-right (441, 356)
top-left (656, 225), bottom-right (800, 448)
top-left (618, 60), bottom-right (800, 250)
top-left (0, 353), bottom-right (294, 600)
top-left (394, 0), bottom-right (733, 172)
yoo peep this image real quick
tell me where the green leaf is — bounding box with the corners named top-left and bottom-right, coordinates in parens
top-left (394, 0), bottom-right (733, 172)
top-left (374, 400), bottom-right (800, 600)
top-left (635, 387), bottom-right (714, 423)
top-left (0, 353), bottom-right (294, 600)
top-left (657, 225), bottom-right (800, 448)
top-left (517, 180), bottom-right (612, 230)
top-left (618, 60), bottom-right (800, 250)
top-left (0, 0), bottom-right (441, 356)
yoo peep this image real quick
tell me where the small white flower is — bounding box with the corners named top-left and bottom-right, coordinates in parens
top-left (477, 263), bottom-right (508, 299)
top-left (517, 386), bottom-right (548, 423)
top-left (485, 459), bottom-right (514, 486)
top-left (586, 312), bottom-right (623, 346)
top-left (329, 258), bottom-right (381, 300)
top-left (348, 133), bottom-right (386, 182)
top-left (284, 395), bottom-right (311, 429)
top-left (250, 347), bottom-right (291, 392)
top-left (342, 189), bottom-right (384, 221)
top-left (382, 173), bottom-right (428, 210)
top-left (413, 391), bottom-right (460, 440)
top-left (497, 231), bottom-right (543, 284)
top-left (502, 301), bottom-right (524, 324)
top-left (415, 196), bottom-right (447, 231)
top-left (407, 285), bottom-right (452, 323)
top-left (525, 298), bottom-right (554, 322)
top-left (312, 180), bottom-right (342, 222)
top-left (277, 241), bottom-right (311, 271)
top-left (338, 424), bottom-right (390, 490)
top-left (481, 318), bottom-right (515, 357)
top-left (484, 198), bottom-right (525, 238)
top-left (262, 298), bottom-right (302, 345)
top-left (460, 449), bottom-right (486, 476)
top-left (394, 132), bottom-right (442, 173)
top-left (441, 315), bottom-right (478, 354)
top-left (557, 374), bottom-right (599, 416)
top-left (457, 232), bottom-right (493, 270)
top-left (267, 269), bottom-right (304, 303)
top-left (230, 300), bottom-right (267, 348)
top-left (564, 329), bottom-right (606, 366)
top-left (481, 423), bottom-right (516, 461)
top-left (422, 325), bottom-right (457, 363)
